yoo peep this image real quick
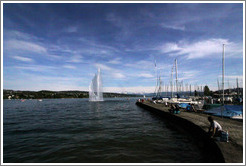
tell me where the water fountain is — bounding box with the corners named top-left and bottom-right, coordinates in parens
top-left (89, 68), bottom-right (103, 101)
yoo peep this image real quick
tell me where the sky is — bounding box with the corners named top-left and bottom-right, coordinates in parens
top-left (2, 2), bottom-right (244, 93)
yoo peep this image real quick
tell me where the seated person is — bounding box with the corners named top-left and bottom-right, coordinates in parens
top-left (208, 116), bottom-right (222, 138)
top-left (169, 104), bottom-right (175, 113)
top-left (175, 104), bottom-right (180, 111)
top-left (175, 104), bottom-right (180, 114)
top-left (191, 104), bottom-right (197, 112)
top-left (186, 103), bottom-right (191, 112)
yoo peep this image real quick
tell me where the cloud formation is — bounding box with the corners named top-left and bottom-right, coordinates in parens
top-left (12, 55), bottom-right (33, 62)
top-left (3, 3), bottom-right (243, 93)
top-left (159, 38), bottom-right (243, 59)
top-left (6, 39), bottom-right (47, 54)
top-left (161, 23), bottom-right (186, 31)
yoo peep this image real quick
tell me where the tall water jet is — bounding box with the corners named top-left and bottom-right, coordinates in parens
top-left (89, 68), bottom-right (103, 101)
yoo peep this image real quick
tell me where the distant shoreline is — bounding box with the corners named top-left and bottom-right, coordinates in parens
top-left (3, 89), bottom-right (141, 99)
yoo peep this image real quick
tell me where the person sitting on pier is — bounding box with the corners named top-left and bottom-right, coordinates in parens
top-left (208, 116), bottom-right (222, 138)
top-left (191, 104), bottom-right (197, 112)
top-left (175, 104), bottom-right (179, 111)
top-left (169, 104), bottom-right (175, 113)
top-left (175, 104), bottom-right (180, 114)
top-left (186, 103), bottom-right (191, 112)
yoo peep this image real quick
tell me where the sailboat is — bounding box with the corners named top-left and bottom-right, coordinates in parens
top-left (205, 44), bottom-right (243, 120)
top-left (89, 68), bottom-right (104, 101)
top-left (168, 59), bottom-right (204, 109)
top-left (221, 45), bottom-right (242, 120)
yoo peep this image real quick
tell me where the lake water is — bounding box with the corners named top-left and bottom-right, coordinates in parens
top-left (3, 98), bottom-right (204, 163)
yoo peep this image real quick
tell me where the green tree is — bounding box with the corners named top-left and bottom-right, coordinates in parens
top-left (204, 85), bottom-right (211, 96)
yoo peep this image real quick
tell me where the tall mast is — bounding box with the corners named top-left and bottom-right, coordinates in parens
top-left (201, 85), bottom-right (202, 96)
top-left (221, 44), bottom-right (225, 117)
top-left (228, 80), bottom-right (230, 95)
top-left (158, 76), bottom-right (162, 97)
top-left (237, 78), bottom-right (239, 98)
top-left (171, 65), bottom-right (173, 98)
top-left (217, 78), bottom-right (220, 91)
top-left (175, 59), bottom-right (178, 96)
top-left (190, 84), bottom-right (191, 96)
top-left (154, 60), bottom-right (158, 96)
top-left (97, 68), bottom-right (100, 98)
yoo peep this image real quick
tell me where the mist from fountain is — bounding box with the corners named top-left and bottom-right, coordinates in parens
top-left (89, 68), bottom-right (103, 101)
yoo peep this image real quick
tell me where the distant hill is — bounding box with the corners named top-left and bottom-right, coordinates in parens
top-left (3, 90), bottom-right (141, 99)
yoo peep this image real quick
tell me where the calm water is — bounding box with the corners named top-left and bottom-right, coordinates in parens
top-left (4, 98), bottom-right (204, 163)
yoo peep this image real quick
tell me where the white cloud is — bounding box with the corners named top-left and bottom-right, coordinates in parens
top-left (219, 75), bottom-right (243, 80)
top-left (178, 70), bottom-right (200, 81)
top-left (138, 73), bottom-right (154, 78)
top-left (3, 71), bottom-right (89, 91)
top-left (94, 63), bottom-right (113, 71)
top-left (67, 55), bottom-right (83, 63)
top-left (159, 43), bottom-right (182, 54)
top-left (78, 37), bottom-right (119, 56)
top-left (5, 39), bottom-right (47, 54)
top-left (12, 56), bottom-right (33, 62)
top-left (63, 65), bottom-right (76, 69)
top-left (107, 57), bottom-right (121, 64)
top-left (125, 60), bottom-right (154, 69)
top-left (5, 30), bottom-right (39, 41)
top-left (93, 63), bottom-right (126, 80)
top-left (66, 26), bottom-right (78, 33)
top-left (46, 54), bottom-right (62, 60)
top-left (103, 86), bottom-right (155, 93)
top-left (111, 73), bottom-right (126, 79)
top-left (5, 78), bottom-right (88, 91)
top-left (14, 65), bottom-right (56, 72)
top-left (161, 23), bottom-right (186, 31)
top-left (159, 38), bottom-right (243, 59)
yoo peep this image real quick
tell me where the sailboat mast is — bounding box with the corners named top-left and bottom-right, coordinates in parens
top-left (237, 78), bottom-right (239, 99)
top-left (221, 44), bottom-right (225, 117)
top-left (159, 76), bottom-right (162, 97)
top-left (217, 79), bottom-right (220, 91)
top-left (222, 44), bottom-right (225, 104)
top-left (171, 66), bottom-right (173, 98)
top-left (154, 60), bottom-right (158, 97)
top-left (175, 59), bottom-right (178, 96)
top-left (97, 68), bottom-right (100, 99)
top-left (228, 80), bottom-right (230, 95)
top-left (190, 84), bottom-right (191, 96)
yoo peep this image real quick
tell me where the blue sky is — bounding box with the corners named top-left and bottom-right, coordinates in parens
top-left (3, 3), bottom-right (244, 93)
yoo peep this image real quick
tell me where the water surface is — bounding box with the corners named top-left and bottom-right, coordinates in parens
top-left (4, 98), bottom-right (204, 163)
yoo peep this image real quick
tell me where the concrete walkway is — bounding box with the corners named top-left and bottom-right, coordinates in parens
top-left (136, 101), bottom-right (243, 163)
